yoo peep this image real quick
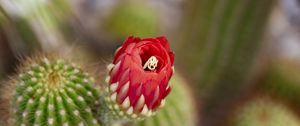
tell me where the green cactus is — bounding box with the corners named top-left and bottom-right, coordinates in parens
top-left (134, 73), bottom-right (197, 126)
top-left (1, 56), bottom-right (102, 126)
top-left (0, 0), bottom-right (73, 54)
top-left (230, 96), bottom-right (300, 126)
top-left (175, 0), bottom-right (274, 125)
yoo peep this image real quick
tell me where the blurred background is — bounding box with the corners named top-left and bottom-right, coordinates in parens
top-left (2, 0), bottom-right (300, 126)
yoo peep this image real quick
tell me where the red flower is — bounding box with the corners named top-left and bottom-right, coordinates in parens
top-left (106, 36), bottom-right (174, 118)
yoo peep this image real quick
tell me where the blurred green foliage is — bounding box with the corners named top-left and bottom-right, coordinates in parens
top-left (105, 0), bottom-right (159, 38)
top-left (262, 59), bottom-right (300, 110)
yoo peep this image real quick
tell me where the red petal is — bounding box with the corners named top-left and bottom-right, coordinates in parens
top-left (119, 68), bottom-right (130, 87)
top-left (149, 86), bottom-right (160, 109)
top-left (113, 36), bottom-right (139, 63)
top-left (140, 38), bottom-right (160, 44)
top-left (123, 36), bottom-right (136, 48)
top-left (156, 36), bottom-right (170, 51)
top-left (124, 43), bottom-right (136, 54)
top-left (162, 86), bottom-right (171, 99)
top-left (128, 83), bottom-right (143, 105)
top-left (110, 60), bottom-right (122, 83)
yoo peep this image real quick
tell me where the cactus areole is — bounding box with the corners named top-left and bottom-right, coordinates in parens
top-left (105, 36), bottom-right (175, 119)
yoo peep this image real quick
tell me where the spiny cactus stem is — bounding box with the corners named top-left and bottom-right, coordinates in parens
top-left (11, 57), bottom-right (101, 126)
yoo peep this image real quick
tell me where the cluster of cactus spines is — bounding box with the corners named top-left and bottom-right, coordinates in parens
top-left (231, 96), bottom-right (300, 126)
top-left (10, 57), bottom-right (101, 126)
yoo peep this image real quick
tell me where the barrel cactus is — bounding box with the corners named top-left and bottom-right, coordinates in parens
top-left (229, 96), bottom-right (300, 126)
top-left (0, 56), bottom-right (101, 126)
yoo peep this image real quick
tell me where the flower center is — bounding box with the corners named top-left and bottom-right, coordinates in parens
top-left (143, 56), bottom-right (158, 71)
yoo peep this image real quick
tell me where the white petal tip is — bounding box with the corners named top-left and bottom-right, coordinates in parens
top-left (135, 95), bottom-right (145, 110)
top-left (140, 105), bottom-right (149, 116)
top-left (121, 97), bottom-right (130, 109)
top-left (119, 82), bottom-right (130, 98)
top-left (126, 107), bottom-right (134, 115)
top-left (107, 64), bottom-right (115, 71)
top-left (110, 93), bottom-right (117, 102)
top-left (109, 82), bottom-right (119, 92)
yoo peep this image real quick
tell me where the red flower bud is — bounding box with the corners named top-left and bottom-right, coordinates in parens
top-left (105, 36), bottom-right (174, 118)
